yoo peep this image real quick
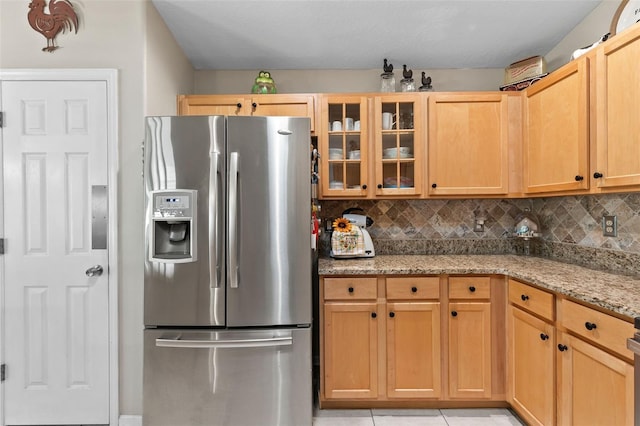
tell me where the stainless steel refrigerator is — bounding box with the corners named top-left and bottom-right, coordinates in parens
top-left (142, 115), bottom-right (312, 426)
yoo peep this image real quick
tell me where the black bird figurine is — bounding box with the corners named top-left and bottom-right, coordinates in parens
top-left (419, 72), bottom-right (433, 91)
top-left (383, 58), bottom-right (393, 74)
top-left (402, 64), bottom-right (413, 79)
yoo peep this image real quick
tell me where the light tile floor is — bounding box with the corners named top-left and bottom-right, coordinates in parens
top-left (313, 408), bottom-right (525, 426)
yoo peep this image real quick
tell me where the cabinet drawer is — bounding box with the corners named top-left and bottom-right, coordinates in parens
top-left (559, 299), bottom-right (634, 360)
top-left (509, 279), bottom-right (554, 321)
top-left (448, 276), bottom-right (491, 299)
top-left (324, 277), bottom-right (377, 300)
top-left (386, 276), bottom-right (439, 300)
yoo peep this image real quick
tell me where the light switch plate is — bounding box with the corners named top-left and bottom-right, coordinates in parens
top-left (602, 215), bottom-right (617, 237)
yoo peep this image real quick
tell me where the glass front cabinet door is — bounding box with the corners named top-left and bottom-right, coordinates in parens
top-left (320, 95), bottom-right (369, 197)
top-left (374, 94), bottom-right (424, 196)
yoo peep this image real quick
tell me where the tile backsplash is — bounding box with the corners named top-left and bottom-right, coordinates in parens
top-left (320, 193), bottom-right (640, 275)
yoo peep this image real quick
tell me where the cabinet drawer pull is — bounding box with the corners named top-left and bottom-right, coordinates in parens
top-left (558, 344), bottom-right (568, 352)
top-left (389, 312), bottom-right (395, 318)
top-left (593, 172), bottom-right (603, 179)
top-left (540, 333), bottom-right (549, 341)
top-left (521, 294), bottom-right (529, 301)
top-left (348, 286), bottom-right (354, 293)
top-left (451, 311), bottom-right (458, 317)
top-left (371, 312), bottom-right (377, 319)
top-left (469, 286), bottom-right (476, 292)
top-left (411, 286), bottom-right (418, 293)
top-left (585, 321), bottom-right (597, 331)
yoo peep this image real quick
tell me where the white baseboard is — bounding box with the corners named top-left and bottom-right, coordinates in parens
top-left (119, 415), bottom-right (142, 426)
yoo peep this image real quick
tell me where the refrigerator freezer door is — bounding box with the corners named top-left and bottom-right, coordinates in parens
top-left (143, 328), bottom-right (312, 426)
top-left (226, 116), bottom-right (311, 327)
top-left (144, 116), bottom-right (226, 327)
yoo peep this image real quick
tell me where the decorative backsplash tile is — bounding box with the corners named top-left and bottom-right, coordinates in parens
top-left (319, 193), bottom-right (640, 275)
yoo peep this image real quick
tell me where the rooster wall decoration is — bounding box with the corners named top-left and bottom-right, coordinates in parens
top-left (28, 0), bottom-right (78, 52)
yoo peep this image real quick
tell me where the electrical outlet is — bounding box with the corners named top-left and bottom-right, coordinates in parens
top-left (602, 215), bottom-right (617, 237)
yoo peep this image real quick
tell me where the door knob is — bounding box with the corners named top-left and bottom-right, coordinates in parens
top-left (86, 265), bottom-right (104, 277)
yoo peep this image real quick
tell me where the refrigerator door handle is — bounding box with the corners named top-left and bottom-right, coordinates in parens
top-left (155, 336), bottom-right (292, 349)
top-left (228, 151), bottom-right (239, 288)
top-left (209, 151), bottom-right (221, 288)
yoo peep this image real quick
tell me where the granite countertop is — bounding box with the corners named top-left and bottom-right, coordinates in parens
top-left (318, 255), bottom-right (640, 319)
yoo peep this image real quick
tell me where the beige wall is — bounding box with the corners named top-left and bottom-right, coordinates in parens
top-left (0, 0), bottom-right (193, 416)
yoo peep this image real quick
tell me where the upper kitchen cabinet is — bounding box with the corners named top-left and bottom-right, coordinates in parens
top-left (428, 93), bottom-right (510, 196)
top-left (177, 94), bottom-right (316, 132)
top-left (318, 95), bottom-right (369, 198)
top-left (522, 58), bottom-right (589, 194)
top-left (592, 25), bottom-right (640, 189)
top-left (373, 94), bottom-right (424, 197)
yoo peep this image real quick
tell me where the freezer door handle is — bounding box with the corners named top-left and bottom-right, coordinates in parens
top-left (209, 151), bottom-right (221, 288)
top-left (228, 151), bottom-right (239, 288)
top-left (155, 336), bottom-right (292, 349)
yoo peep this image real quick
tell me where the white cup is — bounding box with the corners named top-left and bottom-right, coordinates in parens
top-left (344, 117), bottom-right (354, 131)
top-left (354, 120), bottom-right (361, 131)
top-left (382, 112), bottom-right (396, 130)
top-left (331, 121), bottom-right (342, 131)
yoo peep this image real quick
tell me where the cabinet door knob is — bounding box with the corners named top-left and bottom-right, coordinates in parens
top-left (540, 333), bottom-right (549, 341)
top-left (594, 172), bottom-right (603, 179)
top-left (362, 184), bottom-right (367, 190)
top-left (469, 286), bottom-right (476, 292)
top-left (431, 183), bottom-right (437, 188)
top-left (575, 175), bottom-right (584, 181)
top-left (377, 184), bottom-right (383, 189)
top-left (348, 286), bottom-right (354, 293)
top-left (252, 102), bottom-right (257, 108)
top-left (236, 103), bottom-right (242, 108)
top-left (585, 321), bottom-right (597, 331)
top-left (451, 311), bottom-right (458, 317)
top-left (389, 312), bottom-right (395, 318)
top-left (521, 294), bottom-right (529, 301)
top-left (371, 312), bottom-right (377, 318)
top-left (411, 286), bottom-right (418, 293)
top-left (558, 344), bottom-right (568, 352)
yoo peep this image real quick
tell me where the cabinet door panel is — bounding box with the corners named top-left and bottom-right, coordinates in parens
top-left (428, 93), bottom-right (509, 195)
top-left (448, 302), bottom-right (492, 398)
top-left (177, 95), bottom-right (246, 116)
top-left (594, 29), bottom-right (640, 188)
top-left (558, 333), bottom-right (633, 426)
top-left (508, 307), bottom-right (555, 426)
top-left (250, 94), bottom-right (315, 132)
top-left (323, 302), bottom-right (378, 399)
top-left (387, 302), bottom-right (441, 398)
top-left (523, 59), bottom-right (589, 193)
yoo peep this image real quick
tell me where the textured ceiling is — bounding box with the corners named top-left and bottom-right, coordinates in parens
top-left (152, 0), bottom-right (603, 70)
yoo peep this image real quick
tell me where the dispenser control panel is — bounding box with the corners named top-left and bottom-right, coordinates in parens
top-left (149, 189), bottom-right (197, 263)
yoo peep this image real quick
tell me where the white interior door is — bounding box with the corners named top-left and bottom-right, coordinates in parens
top-left (1, 80), bottom-right (110, 425)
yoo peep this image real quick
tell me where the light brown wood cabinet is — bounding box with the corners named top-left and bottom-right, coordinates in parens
top-left (592, 27), bottom-right (640, 190)
top-left (177, 93), bottom-right (316, 132)
top-left (507, 279), bottom-right (635, 426)
top-left (428, 93), bottom-right (510, 196)
top-left (522, 57), bottom-right (590, 194)
top-left (447, 277), bottom-right (493, 399)
top-left (385, 277), bottom-right (441, 399)
top-left (507, 280), bottom-right (556, 426)
top-left (322, 277), bottom-right (379, 399)
top-left (318, 95), bottom-right (370, 197)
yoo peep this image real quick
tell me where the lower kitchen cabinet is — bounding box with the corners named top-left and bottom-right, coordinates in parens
top-left (323, 301), bottom-right (379, 399)
top-left (557, 332), bottom-right (634, 426)
top-left (508, 306), bottom-right (555, 426)
top-left (386, 301), bottom-right (441, 398)
top-left (448, 301), bottom-right (492, 399)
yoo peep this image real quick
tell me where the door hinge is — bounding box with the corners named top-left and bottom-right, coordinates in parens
top-left (1, 364), bottom-right (6, 382)
top-left (0, 238), bottom-right (4, 254)
top-left (0, 111), bottom-right (4, 128)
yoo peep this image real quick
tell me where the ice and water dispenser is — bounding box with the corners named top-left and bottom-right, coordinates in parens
top-left (149, 190), bottom-right (197, 263)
